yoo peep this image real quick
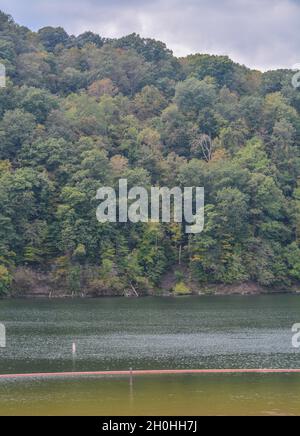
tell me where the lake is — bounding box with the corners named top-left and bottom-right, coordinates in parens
top-left (0, 295), bottom-right (300, 415)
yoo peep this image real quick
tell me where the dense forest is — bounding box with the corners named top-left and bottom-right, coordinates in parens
top-left (0, 10), bottom-right (300, 297)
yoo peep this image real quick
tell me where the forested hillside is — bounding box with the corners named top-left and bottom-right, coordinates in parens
top-left (0, 11), bottom-right (300, 296)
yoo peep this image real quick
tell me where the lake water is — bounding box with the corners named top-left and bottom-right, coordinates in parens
top-left (0, 295), bottom-right (300, 415)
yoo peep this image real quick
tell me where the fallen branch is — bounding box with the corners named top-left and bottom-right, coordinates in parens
top-left (129, 282), bottom-right (139, 297)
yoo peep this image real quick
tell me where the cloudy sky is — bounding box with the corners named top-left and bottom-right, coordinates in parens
top-left (0, 0), bottom-right (299, 71)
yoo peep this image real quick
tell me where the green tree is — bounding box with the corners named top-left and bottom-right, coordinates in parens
top-left (38, 26), bottom-right (69, 52)
top-left (0, 109), bottom-right (36, 159)
top-left (175, 77), bottom-right (217, 115)
top-left (0, 265), bottom-right (12, 295)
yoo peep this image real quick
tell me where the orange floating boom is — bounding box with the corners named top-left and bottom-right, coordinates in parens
top-left (1, 368), bottom-right (300, 380)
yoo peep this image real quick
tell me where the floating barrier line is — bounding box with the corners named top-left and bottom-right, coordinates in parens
top-left (1, 369), bottom-right (300, 380)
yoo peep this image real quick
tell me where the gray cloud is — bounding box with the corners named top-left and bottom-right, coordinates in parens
top-left (0, 0), bottom-right (299, 71)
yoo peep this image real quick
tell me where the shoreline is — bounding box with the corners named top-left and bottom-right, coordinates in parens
top-left (7, 268), bottom-right (300, 300)
top-left (5, 273), bottom-right (300, 299)
top-left (2, 289), bottom-right (299, 300)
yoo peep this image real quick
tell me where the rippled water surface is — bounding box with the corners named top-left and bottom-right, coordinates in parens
top-left (0, 295), bottom-right (300, 415)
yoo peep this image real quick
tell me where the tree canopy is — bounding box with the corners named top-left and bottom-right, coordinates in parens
top-left (0, 11), bottom-right (299, 296)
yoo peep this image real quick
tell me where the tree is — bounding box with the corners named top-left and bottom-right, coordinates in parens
top-left (191, 134), bottom-right (214, 162)
top-left (184, 54), bottom-right (236, 89)
top-left (17, 86), bottom-right (58, 123)
top-left (0, 109), bottom-right (36, 159)
top-left (215, 187), bottom-right (249, 240)
top-left (175, 77), bottom-right (217, 115)
top-left (17, 52), bottom-right (54, 89)
top-left (285, 243), bottom-right (300, 281)
top-left (88, 78), bottom-right (119, 100)
top-left (76, 32), bottom-right (103, 48)
top-left (270, 119), bottom-right (300, 193)
top-left (85, 45), bottom-right (150, 95)
top-left (59, 67), bottom-right (87, 94)
top-left (38, 27), bottom-right (69, 52)
top-left (137, 223), bottom-right (168, 285)
top-left (0, 265), bottom-right (12, 295)
top-left (114, 33), bottom-right (173, 63)
top-left (159, 104), bottom-right (191, 155)
top-left (218, 120), bottom-right (249, 154)
top-left (133, 85), bottom-right (167, 120)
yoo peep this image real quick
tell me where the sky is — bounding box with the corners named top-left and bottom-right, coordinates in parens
top-left (0, 0), bottom-right (299, 71)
